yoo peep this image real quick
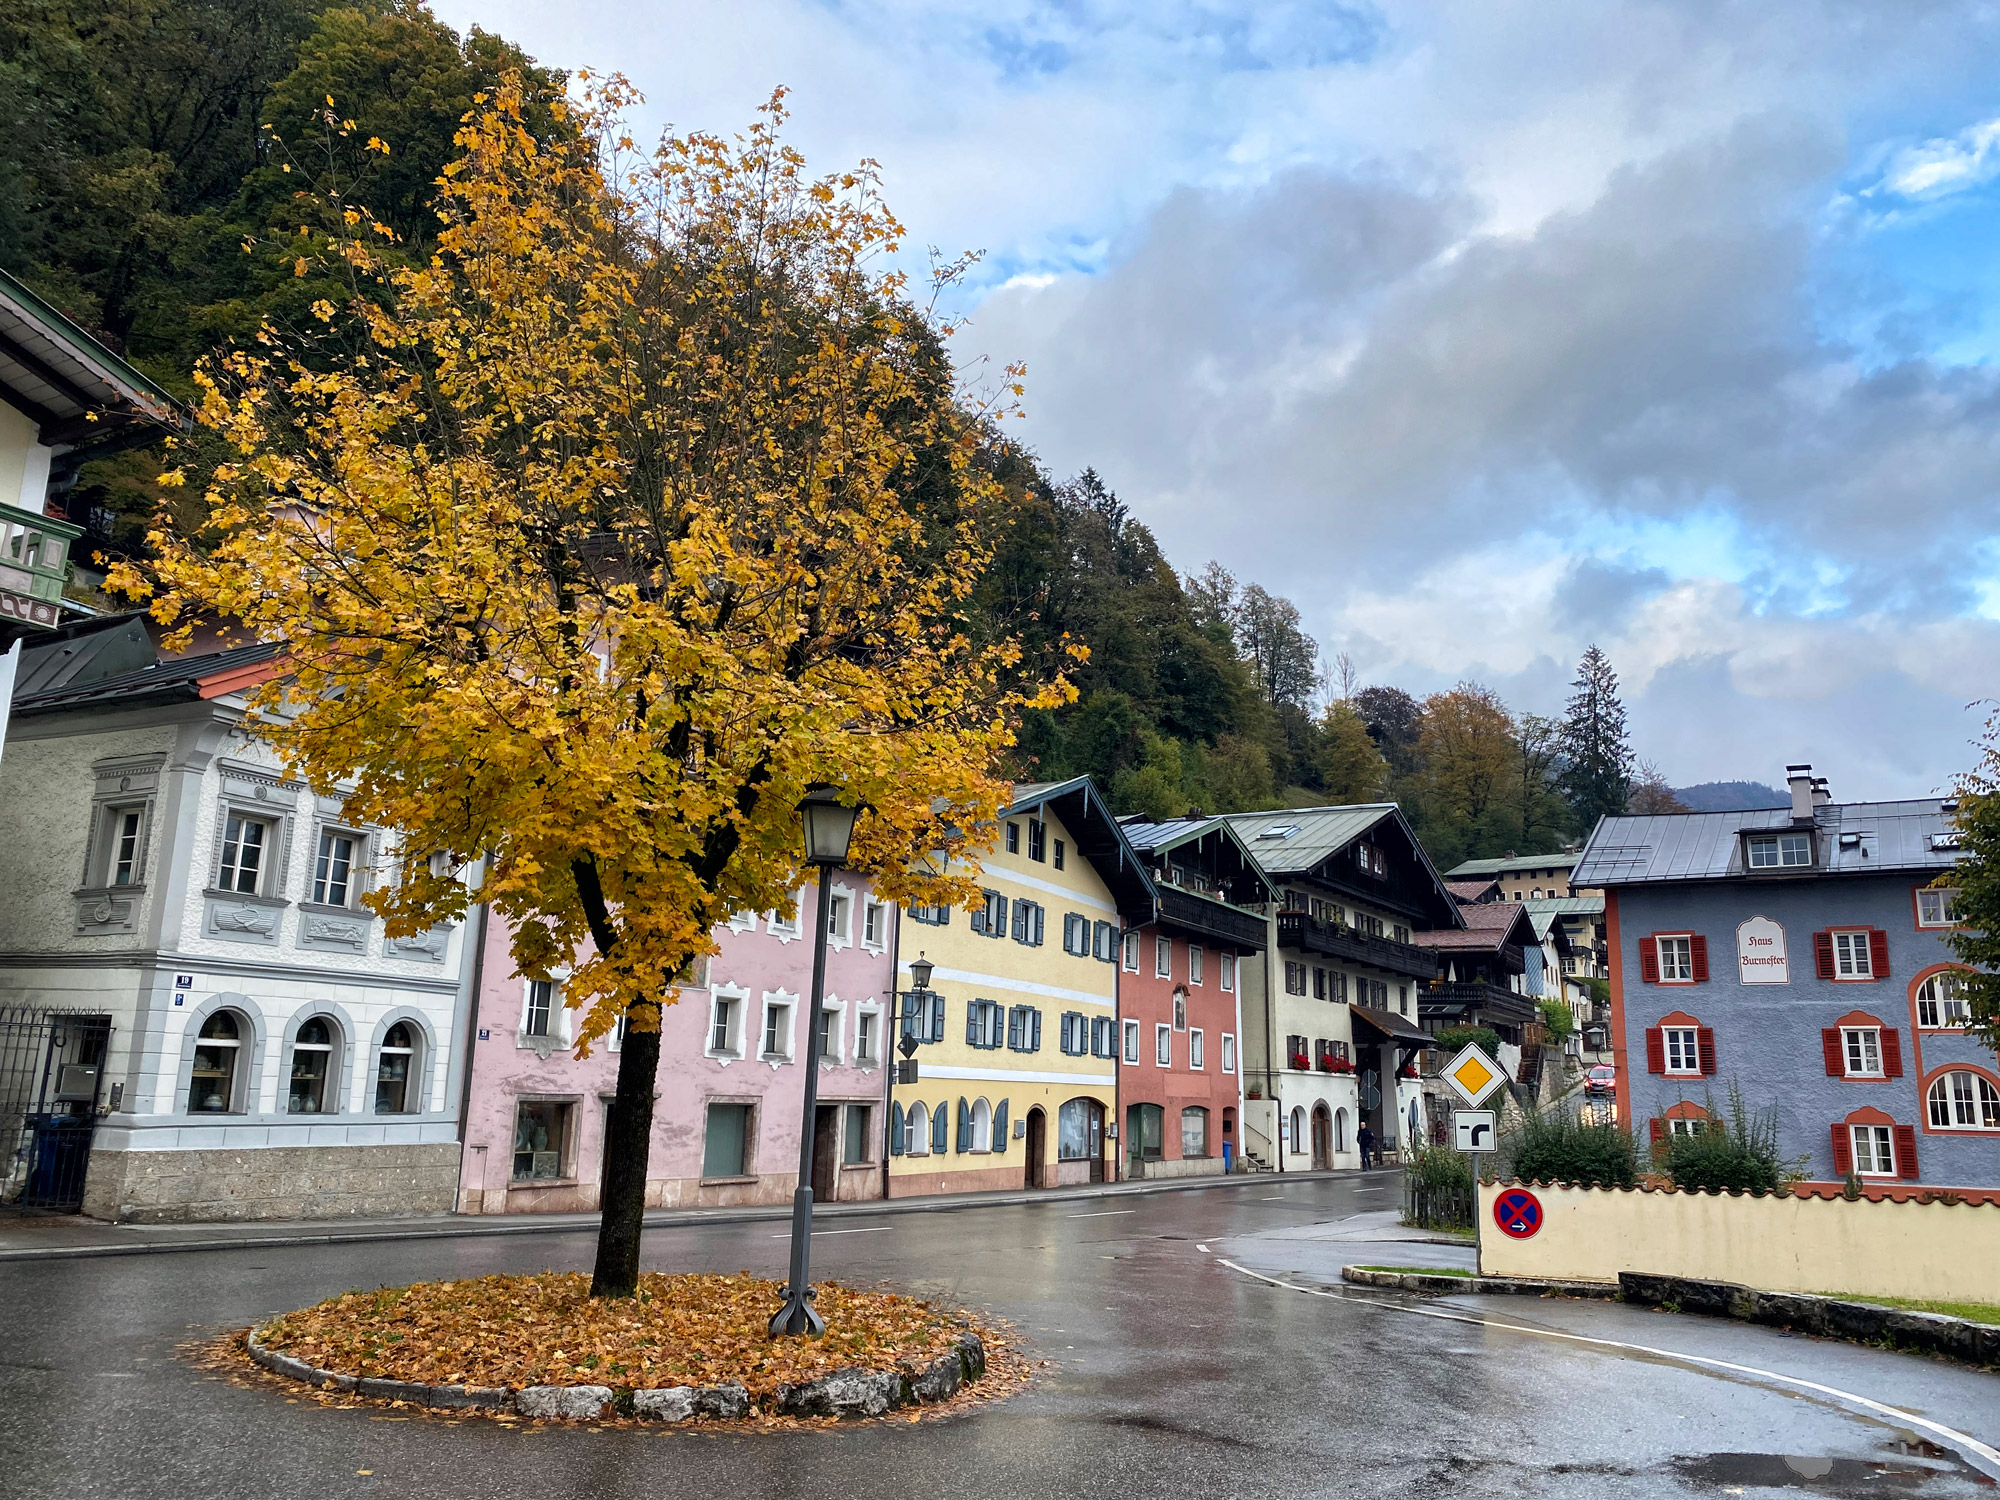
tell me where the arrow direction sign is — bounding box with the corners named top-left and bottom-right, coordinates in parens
top-left (1442, 1042), bottom-right (1506, 1108)
top-left (1452, 1109), bottom-right (1497, 1152)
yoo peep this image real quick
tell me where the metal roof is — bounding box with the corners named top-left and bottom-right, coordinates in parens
top-left (1005, 777), bottom-right (1159, 921)
top-left (1215, 803), bottom-right (1400, 875)
top-left (1445, 851), bottom-right (1580, 878)
top-left (1117, 814), bottom-right (1280, 902)
top-left (11, 637), bottom-right (281, 716)
top-left (1572, 801), bottom-right (1965, 887)
top-left (1519, 895), bottom-right (1605, 917)
top-left (0, 268), bottom-right (185, 454)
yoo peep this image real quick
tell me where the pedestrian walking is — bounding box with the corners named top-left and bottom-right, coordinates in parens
top-left (1357, 1123), bottom-right (1376, 1170)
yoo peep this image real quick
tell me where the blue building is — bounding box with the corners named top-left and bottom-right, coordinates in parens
top-left (1574, 765), bottom-right (1998, 1197)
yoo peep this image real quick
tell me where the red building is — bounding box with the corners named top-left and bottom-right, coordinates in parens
top-left (1116, 817), bottom-right (1275, 1177)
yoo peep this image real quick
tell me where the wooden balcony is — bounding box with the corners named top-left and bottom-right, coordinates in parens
top-left (1275, 910), bottom-right (1437, 980)
top-left (1417, 980), bottom-right (1536, 1030)
top-left (1157, 886), bottom-right (1267, 950)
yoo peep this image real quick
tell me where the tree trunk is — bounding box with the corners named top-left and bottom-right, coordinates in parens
top-left (590, 1019), bottom-right (660, 1297)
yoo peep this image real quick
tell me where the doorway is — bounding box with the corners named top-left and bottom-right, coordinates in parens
top-left (1024, 1107), bottom-right (1047, 1189)
top-left (1311, 1103), bottom-right (1332, 1171)
top-left (1061, 1097), bottom-right (1106, 1184)
top-left (811, 1105), bottom-right (839, 1200)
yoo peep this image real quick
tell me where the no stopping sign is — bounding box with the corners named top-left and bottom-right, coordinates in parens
top-left (1493, 1188), bottom-right (1543, 1239)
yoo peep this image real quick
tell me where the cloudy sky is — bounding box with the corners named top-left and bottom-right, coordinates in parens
top-left (440, 0), bottom-right (2000, 798)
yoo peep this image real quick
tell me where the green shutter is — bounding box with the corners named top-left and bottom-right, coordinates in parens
top-left (890, 1101), bottom-right (904, 1156)
top-left (992, 1099), bottom-right (1010, 1153)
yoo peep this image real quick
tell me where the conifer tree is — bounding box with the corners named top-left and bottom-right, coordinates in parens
top-left (1559, 645), bottom-right (1633, 828)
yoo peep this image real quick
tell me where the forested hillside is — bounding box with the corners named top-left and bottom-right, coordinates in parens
top-left (2, 0), bottom-right (1658, 868)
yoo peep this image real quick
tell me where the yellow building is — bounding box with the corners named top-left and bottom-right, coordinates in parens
top-left (889, 778), bottom-right (1157, 1195)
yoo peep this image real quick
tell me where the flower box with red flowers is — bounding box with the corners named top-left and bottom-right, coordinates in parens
top-left (1328, 1057), bottom-right (1355, 1075)
top-left (1288, 1052), bottom-right (1310, 1071)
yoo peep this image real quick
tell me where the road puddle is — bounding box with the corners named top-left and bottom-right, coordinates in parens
top-left (1671, 1445), bottom-right (1977, 1495)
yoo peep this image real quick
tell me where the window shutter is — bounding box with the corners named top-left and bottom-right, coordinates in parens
top-left (930, 992), bottom-right (946, 1043)
top-left (957, 1098), bottom-right (972, 1153)
top-left (1814, 930), bottom-right (1835, 980)
top-left (1649, 1118), bottom-right (1665, 1144)
top-left (932, 1102), bottom-right (948, 1154)
top-left (966, 1004), bottom-right (980, 1047)
top-left (1820, 1028), bottom-right (1844, 1076)
top-left (890, 1102), bottom-right (904, 1156)
top-left (1032, 906), bottom-right (1045, 946)
top-left (1013, 902), bottom-right (1028, 942)
top-left (1029, 1010), bottom-right (1042, 1052)
top-left (1689, 936), bottom-right (1710, 983)
top-left (1881, 1028), bottom-right (1903, 1078)
top-left (1644, 1026), bottom-right (1665, 1074)
top-left (970, 902), bottom-right (984, 936)
top-left (1894, 1124), bottom-right (1918, 1180)
top-left (1697, 1027), bottom-right (1717, 1076)
top-left (1639, 941), bottom-right (1659, 984)
top-left (1829, 1123), bottom-right (1851, 1177)
top-left (1868, 929), bottom-right (1890, 979)
top-left (994, 896), bottom-right (1009, 937)
top-left (993, 1100), bottom-right (1009, 1153)
top-left (1008, 1008), bottom-right (1022, 1050)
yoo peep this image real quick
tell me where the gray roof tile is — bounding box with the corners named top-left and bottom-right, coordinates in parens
top-left (1573, 801), bottom-right (1964, 886)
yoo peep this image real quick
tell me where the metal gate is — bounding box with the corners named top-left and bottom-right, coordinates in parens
top-left (0, 1007), bottom-right (112, 1211)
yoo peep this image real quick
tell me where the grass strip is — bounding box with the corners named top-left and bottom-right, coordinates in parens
top-left (1813, 1291), bottom-right (2000, 1327)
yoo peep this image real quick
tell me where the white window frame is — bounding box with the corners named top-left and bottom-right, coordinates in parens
top-left (767, 891), bottom-right (806, 942)
top-left (93, 802), bottom-right (150, 888)
top-left (1122, 930), bottom-right (1140, 971)
top-left (1155, 934), bottom-right (1171, 979)
top-left (1850, 1122), bottom-right (1895, 1177)
top-left (905, 1101), bottom-right (931, 1156)
top-left (1189, 1028), bottom-right (1204, 1070)
top-left (726, 910), bottom-right (758, 934)
top-left (825, 889), bottom-right (854, 951)
top-left (1928, 1071), bottom-right (2000, 1130)
top-left (971, 1096), bottom-right (993, 1151)
top-left (1917, 888), bottom-right (1960, 928)
top-left (1284, 961), bottom-right (1306, 996)
top-left (1916, 972), bottom-right (1970, 1029)
top-left (1122, 1018), bottom-right (1140, 1064)
top-left (862, 899), bottom-right (887, 951)
top-left (760, 991), bottom-right (798, 1065)
top-left (1748, 831), bottom-right (1813, 869)
top-left (852, 1000), bottom-right (882, 1068)
top-left (1831, 929), bottom-right (1873, 979)
top-left (1220, 953), bottom-right (1235, 993)
top-left (705, 982), bottom-right (750, 1063)
top-left (1841, 1026), bottom-right (1883, 1078)
top-left (310, 825), bottom-right (366, 908)
top-left (1662, 1025), bottom-right (1701, 1076)
top-left (1656, 935), bottom-right (1694, 983)
top-left (520, 978), bottom-right (561, 1042)
top-left (1189, 945), bottom-right (1204, 985)
top-left (816, 996), bottom-right (846, 1065)
top-left (1221, 1032), bottom-right (1236, 1074)
top-left (1155, 1023), bottom-right (1172, 1068)
top-left (215, 809), bottom-right (281, 897)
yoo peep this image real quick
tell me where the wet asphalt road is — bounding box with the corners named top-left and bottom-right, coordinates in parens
top-left (1, 1172), bottom-right (1996, 1499)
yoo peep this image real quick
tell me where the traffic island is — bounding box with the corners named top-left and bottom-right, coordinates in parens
top-left (241, 1271), bottom-right (1009, 1423)
top-left (1342, 1265), bottom-right (1620, 1299)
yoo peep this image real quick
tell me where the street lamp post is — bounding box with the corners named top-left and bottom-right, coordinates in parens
top-left (770, 785), bottom-right (862, 1338)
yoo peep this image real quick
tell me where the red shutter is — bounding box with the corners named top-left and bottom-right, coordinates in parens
top-left (1645, 1027), bottom-right (1665, 1074)
top-left (1697, 1026), bottom-right (1717, 1076)
top-left (1881, 1028), bottom-right (1903, 1078)
top-left (1814, 930), bottom-right (1836, 980)
top-left (1894, 1124), bottom-right (1919, 1180)
top-left (1830, 1123), bottom-right (1851, 1176)
top-left (1639, 940), bottom-right (1660, 984)
top-left (1821, 1028), bottom-right (1844, 1076)
top-left (1649, 1118), bottom-right (1665, 1144)
top-left (1690, 935), bottom-right (1709, 983)
top-left (1869, 929), bottom-right (1891, 980)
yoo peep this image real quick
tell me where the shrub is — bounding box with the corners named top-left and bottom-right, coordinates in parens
top-left (1435, 1026), bottom-right (1501, 1061)
top-left (1659, 1085), bottom-right (1786, 1194)
top-left (1536, 997), bottom-right (1575, 1042)
top-left (1407, 1143), bottom-right (1473, 1193)
top-left (1507, 1106), bottom-right (1635, 1188)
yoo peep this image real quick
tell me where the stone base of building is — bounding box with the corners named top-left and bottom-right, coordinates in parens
top-left (82, 1143), bottom-right (462, 1224)
top-left (458, 1163), bottom-right (887, 1216)
top-left (1127, 1156), bottom-right (1225, 1181)
top-left (885, 1157), bottom-right (1120, 1196)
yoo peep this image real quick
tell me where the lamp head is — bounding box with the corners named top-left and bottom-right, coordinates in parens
top-left (797, 784), bottom-right (861, 866)
top-left (909, 953), bottom-right (934, 993)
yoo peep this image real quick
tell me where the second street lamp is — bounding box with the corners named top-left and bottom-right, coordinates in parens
top-left (770, 785), bottom-right (862, 1337)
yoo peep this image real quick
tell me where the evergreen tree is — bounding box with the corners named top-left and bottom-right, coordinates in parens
top-left (1559, 645), bottom-right (1633, 828)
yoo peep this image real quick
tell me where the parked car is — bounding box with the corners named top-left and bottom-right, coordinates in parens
top-left (1584, 1064), bottom-right (1616, 1098)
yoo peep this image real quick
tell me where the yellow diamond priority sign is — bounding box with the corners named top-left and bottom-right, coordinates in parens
top-left (1442, 1042), bottom-right (1506, 1107)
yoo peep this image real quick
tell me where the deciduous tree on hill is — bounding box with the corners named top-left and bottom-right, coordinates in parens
top-left (122, 78), bottom-right (1064, 1297)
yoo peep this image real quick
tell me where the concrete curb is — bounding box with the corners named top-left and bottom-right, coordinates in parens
top-left (1618, 1273), bottom-right (2000, 1369)
top-left (243, 1327), bottom-right (987, 1420)
top-left (1341, 1266), bottom-right (1621, 1299)
top-left (0, 1167), bottom-right (1389, 1263)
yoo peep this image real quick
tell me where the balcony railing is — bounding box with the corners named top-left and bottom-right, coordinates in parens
top-left (1157, 886), bottom-right (1267, 949)
top-left (1417, 981), bottom-right (1536, 1026)
top-left (1275, 910), bottom-right (1437, 980)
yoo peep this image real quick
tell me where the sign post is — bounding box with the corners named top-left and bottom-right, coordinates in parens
top-left (1441, 1043), bottom-right (1508, 1273)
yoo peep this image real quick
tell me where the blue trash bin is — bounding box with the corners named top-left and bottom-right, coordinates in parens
top-left (1222, 1142), bottom-right (1234, 1173)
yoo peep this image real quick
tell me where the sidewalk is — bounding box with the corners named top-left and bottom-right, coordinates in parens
top-left (0, 1166), bottom-right (1396, 1262)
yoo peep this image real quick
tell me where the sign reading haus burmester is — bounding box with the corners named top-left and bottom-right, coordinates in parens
top-left (1576, 763), bottom-right (2000, 1197)
top-left (0, 614), bottom-right (477, 1220)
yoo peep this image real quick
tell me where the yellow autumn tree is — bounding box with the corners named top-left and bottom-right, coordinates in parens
top-left (118, 76), bottom-right (1069, 1296)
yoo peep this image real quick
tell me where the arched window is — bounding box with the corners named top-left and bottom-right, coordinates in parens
top-left (1289, 1106), bottom-right (1305, 1154)
top-left (1927, 1071), bottom-right (2000, 1130)
top-left (287, 1016), bottom-right (339, 1114)
top-left (971, 1097), bottom-right (992, 1152)
top-left (374, 1022), bottom-right (419, 1114)
top-left (1916, 972), bottom-right (1971, 1029)
top-left (188, 1011), bottom-right (247, 1114)
top-left (906, 1102), bottom-right (930, 1155)
top-left (1334, 1107), bottom-right (1348, 1154)
top-left (1180, 1106), bottom-right (1209, 1158)
top-left (1057, 1097), bottom-right (1103, 1160)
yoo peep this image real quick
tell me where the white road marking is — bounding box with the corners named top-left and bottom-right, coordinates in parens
top-left (1261, 1195), bottom-right (1287, 1200)
top-left (1065, 1209), bottom-right (1136, 1218)
top-left (769, 1226), bottom-right (892, 1237)
top-left (1352, 1187), bottom-right (1388, 1193)
top-left (1215, 1258), bottom-right (2000, 1483)
top-left (1196, 1244), bottom-right (1210, 1253)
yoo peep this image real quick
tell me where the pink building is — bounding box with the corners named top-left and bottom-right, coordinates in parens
top-left (457, 873), bottom-right (899, 1214)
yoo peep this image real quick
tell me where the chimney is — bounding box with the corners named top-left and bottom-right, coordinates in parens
top-left (1811, 777), bottom-right (1831, 808)
top-left (1786, 764), bottom-right (1814, 823)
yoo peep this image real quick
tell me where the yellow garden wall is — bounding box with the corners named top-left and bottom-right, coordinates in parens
top-left (1476, 1180), bottom-right (2000, 1304)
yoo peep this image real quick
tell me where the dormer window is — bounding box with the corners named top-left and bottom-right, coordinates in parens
top-left (1356, 842), bottom-right (1388, 878)
top-left (1746, 831), bottom-right (1812, 870)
